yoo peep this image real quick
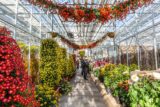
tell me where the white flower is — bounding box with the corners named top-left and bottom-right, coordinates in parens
top-left (131, 74), bottom-right (139, 82)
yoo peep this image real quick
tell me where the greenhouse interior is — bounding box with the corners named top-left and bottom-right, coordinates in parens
top-left (1, 0), bottom-right (160, 107)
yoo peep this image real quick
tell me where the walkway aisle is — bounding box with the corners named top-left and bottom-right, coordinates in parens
top-left (59, 69), bottom-right (106, 107)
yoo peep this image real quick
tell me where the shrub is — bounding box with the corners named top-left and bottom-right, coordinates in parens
top-left (56, 48), bottom-right (67, 78)
top-left (66, 54), bottom-right (76, 78)
top-left (104, 64), bottom-right (130, 96)
top-left (0, 30), bottom-right (39, 107)
top-left (30, 46), bottom-right (39, 84)
top-left (99, 64), bottom-right (115, 82)
top-left (129, 64), bottom-right (138, 72)
top-left (59, 80), bottom-right (72, 95)
top-left (40, 39), bottom-right (62, 87)
top-left (79, 50), bottom-right (85, 57)
top-left (35, 84), bottom-right (60, 107)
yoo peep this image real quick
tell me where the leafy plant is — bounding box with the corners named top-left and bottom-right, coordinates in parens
top-left (104, 64), bottom-right (130, 90)
top-left (79, 50), bottom-right (85, 57)
top-left (99, 64), bottom-right (115, 82)
top-left (66, 54), bottom-right (76, 78)
top-left (30, 46), bottom-right (39, 84)
top-left (59, 80), bottom-right (72, 95)
top-left (93, 69), bottom-right (100, 77)
top-left (35, 84), bottom-right (61, 107)
top-left (129, 64), bottom-right (138, 72)
top-left (40, 39), bottom-right (62, 87)
top-left (128, 76), bottom-right (160, 107)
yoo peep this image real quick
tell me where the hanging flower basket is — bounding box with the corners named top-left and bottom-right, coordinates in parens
top-left (107, 32), bottom-right (115, 38)
top-left (49, 32), bottom-right (58, 38)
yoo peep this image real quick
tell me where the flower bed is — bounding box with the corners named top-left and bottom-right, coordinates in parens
top-left (92, 63), bottom-right (160, 107)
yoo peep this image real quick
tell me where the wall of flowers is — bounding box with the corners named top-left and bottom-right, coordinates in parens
top-left (0, 27), bottom-right (76, 107)
top-left (0, 27), bottom-right (40, 107)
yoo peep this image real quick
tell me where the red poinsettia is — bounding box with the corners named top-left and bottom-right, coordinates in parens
top-left (0, 27), bottom-right (40, 107)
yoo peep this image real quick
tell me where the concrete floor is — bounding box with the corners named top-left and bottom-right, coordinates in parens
top-left (59, 69), bottom-right (106, 107)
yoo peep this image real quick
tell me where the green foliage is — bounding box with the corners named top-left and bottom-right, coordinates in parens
top-left (40, 39), bottom-right (62, 87)
top-left (56, 48), bottom-right (67, 78)
top-left (93, 69), bottom-right (100, 77)
top-left (66, 55), bottom-right (76, 78)
top-left (79, 50), bottom-right (85, 57)
top-left (40, 38), bottom-right (75, 89)
top-left (39, 39), bottom-right (76, 107)
top-left (17, 41), bottom-right (28, 55)
top-left (36, 84), bottom-right (61, 107)
top-left (129, 64), bottom-right (138, 72)
top-left (59, 80), bottom-right (72, 95)
top-left (128, 77), bottom-right (160, 107)
top-left (18, 41), bottom-right (40, 84)
top-left (30, 46), bottom-right (39, 84)
top-left (104, 64), bottom-right (130, 96)
top-left (99, 64), bottom-right (116, 82)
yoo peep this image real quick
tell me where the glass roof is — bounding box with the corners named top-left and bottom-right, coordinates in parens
top-left (0, 0), bottom-right (160, 47)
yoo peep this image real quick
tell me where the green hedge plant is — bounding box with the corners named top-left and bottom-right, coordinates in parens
top-left (40, 39), bottom-right (62, 87)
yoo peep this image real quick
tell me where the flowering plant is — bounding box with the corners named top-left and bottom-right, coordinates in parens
top-left (74, 6), bottom-right (85, 22)
top-left (28, 0), bottom-right (153, 23)
top-left (0, 27), bottom-right (39, 107)
top-left (35, 84), bottom-right (60, 107)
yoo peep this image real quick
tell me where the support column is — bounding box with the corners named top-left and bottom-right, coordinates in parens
top-left (14, 0), bottom-right (19, 39)
top-left (28, 5), bottom-right (33, 76)
top-left (126, 41), bottom-right (129, 66)
top-left (40, 10), bottom-right (42, 38)
top-left (154, 37), bottom-right (158, 69)
top-left (113, 38), bottom-right (117, 64)
top-left (152, 14), bottom-right (158, 70)
top-left (137, 45), bottom-right (140, 69)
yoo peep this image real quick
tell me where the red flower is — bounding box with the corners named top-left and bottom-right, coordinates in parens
top-left (0, 27), bottom-right (40, 107)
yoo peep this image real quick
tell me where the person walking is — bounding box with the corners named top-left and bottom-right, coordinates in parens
top-left (81, 58), bottom-right (85, 76)
top-left (81, 58), bottom-right (89, 80)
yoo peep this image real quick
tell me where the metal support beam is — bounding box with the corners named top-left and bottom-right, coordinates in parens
top-left (14, 0), bottom-right (19, 39)
top-left (152, 14), bottom-right (158, 69)
top-left (28, 5), bottom-right (33, 76)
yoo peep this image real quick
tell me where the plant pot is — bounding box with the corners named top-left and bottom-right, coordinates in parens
top-left (49, 32), bottom-right (58, 38)
top-left (107, 32), bottom-right (115, 38)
